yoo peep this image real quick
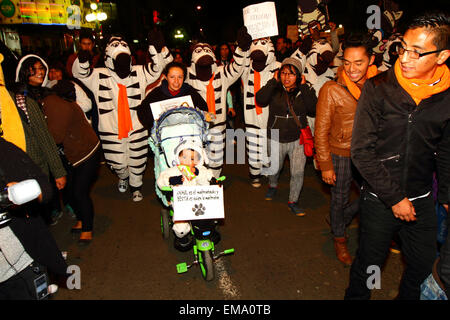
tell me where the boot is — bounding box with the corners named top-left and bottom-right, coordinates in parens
top-left (334, 237), bottom-right (352, 266)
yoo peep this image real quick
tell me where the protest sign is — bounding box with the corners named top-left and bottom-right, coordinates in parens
top-left (150, 95), bottom-right (194, 120)
top-left (172, 185), bottom-right (224, 221)
top-left (243, 1), bottom-right (278, 40)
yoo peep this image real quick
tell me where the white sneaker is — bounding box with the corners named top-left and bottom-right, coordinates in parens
top-left (118, 179), bottom-right (129, 193)
top-left (132, 190), bottom-right (143, 202)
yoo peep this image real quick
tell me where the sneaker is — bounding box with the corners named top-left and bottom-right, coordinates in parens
top-left (251, 178), bottom-right (261, 188)
top-left (50, 210), bottom-right (63, 226)
top-left (265, 187), bottom-right (277, 200)
top-left (288, 202), bottom-right (306, 217)
top-left (118, 179), bottom-right (129, 193)
top-left (132, 190), bottom-right (143, 202)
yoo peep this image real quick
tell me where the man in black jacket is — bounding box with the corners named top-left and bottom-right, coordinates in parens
top-left (345, 11), bottom-right (450, 300)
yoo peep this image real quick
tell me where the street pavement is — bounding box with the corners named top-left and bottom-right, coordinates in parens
top-left (50, 156), bottom-right (405, 300)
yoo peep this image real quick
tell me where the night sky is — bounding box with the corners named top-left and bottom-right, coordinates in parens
top-left (113, 0), bottom-right (449, 48)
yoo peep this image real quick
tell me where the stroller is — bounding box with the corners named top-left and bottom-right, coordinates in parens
top-left (148, 106), bottom-right (234, 281)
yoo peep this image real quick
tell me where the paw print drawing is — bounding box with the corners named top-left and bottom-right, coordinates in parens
top-left (192, 203), bottom-right (206, 216)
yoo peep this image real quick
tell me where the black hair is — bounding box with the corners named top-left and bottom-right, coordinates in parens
top-left (342, 32), bottom-right (377, 57)
top-left (163, 61), bottom-right (187, 81)
top-left (407, 11), bottom-right (449, 50)
top-left (79, 29), bottom-right (94, 43)
top-left (17, 56), bottom-right (45, 85)
top-left (215, 43), bottom-right (232, 63)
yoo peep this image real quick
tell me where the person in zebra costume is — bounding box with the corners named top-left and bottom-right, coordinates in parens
top-left (185, 27), bottom-right (252, 178)
top-left (241, 37), bottom-right (280, 188)
top-left (72, 31), bottom-right (173, 202)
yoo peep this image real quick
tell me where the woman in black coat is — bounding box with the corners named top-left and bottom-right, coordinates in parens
top-left (137, 61), bottom-right (208, 131)
top-left (255, 57), bottom-right (317, 216)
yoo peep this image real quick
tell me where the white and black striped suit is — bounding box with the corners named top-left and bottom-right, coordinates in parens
top-left (72, 45), bottom-right (172, 190)
top-left (241, 40), bottom-right (280, 178)
top-left (186, 46), bottom-right (248, 178)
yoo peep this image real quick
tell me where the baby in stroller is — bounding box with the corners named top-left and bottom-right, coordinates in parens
top-left (149, 106), bottom-right (221, 251)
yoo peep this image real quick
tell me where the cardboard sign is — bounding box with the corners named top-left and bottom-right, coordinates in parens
top-left (243, 1), bottom-right (278, 40)
top-left (172, 185), bottom-right (224, 222)
top-left (150, 95), bottom-right (194, 120)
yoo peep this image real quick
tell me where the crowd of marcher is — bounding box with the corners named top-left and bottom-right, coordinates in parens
top-left (0, 7), bottom-right (448, 301)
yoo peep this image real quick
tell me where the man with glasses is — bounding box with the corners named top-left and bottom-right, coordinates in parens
top-left (345, 11), bottom-right (450, 300)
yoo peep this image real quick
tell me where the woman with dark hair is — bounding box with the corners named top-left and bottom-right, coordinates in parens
top-left (256, 57), bottom-right (317, 216)
top-left (137, 61), bottom-right (209, 131)
top-left (14, 54), bottom-right (100, 244)
top-left (216, 43), bottom-right (233, 67)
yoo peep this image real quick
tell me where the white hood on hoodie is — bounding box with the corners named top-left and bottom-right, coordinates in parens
top-left (15, 54), bottom-right (50, 87)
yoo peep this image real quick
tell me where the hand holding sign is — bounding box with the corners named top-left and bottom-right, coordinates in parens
top-left (243, 1), bottom-right (279, 40)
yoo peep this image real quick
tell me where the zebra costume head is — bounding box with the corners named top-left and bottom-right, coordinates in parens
top-left (190, 43), bottom-right (217, 81)
top-left (249, 38), bottom-right (276, 72)
top-left (104, 36), bottom-right (132, 79)
top-left (381, 33), bottom-right (402, 70)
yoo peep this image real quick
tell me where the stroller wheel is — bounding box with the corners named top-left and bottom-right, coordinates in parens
top-left (160, 208), bottom-right (170, 239)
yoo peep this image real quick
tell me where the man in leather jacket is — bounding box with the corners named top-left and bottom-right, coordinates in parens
top-left (315, 33), bottom-right (377, 266)
top-left (345, 12), bottom-right (450, 300)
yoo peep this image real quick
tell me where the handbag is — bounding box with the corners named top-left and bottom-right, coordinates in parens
top-left (285, 93), bottom-right (315, 157)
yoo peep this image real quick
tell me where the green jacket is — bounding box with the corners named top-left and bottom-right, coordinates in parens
top-left (9, 91), bottom-right (66, 179)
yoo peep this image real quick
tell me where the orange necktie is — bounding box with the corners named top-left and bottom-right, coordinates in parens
top-left (206, 73), bottom-right (216, 114)
top-left (117, 84), bottom-right (133, 139)
top-left (254, 71), bottom-right (262, 115)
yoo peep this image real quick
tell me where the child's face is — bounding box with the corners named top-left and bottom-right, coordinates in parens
top-left (179, 149), bottom-right (199, 167)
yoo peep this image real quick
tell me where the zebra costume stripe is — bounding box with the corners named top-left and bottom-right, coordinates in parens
top-left (291, 43), bottom-right (333, 133)
top-left (297, 0), bottom-right (327, 37)
top-left (242, 39), bottom-right (280, 177)
top-left (73, 39), bottom-right (172, 189)
top-left (186, 44), bottom-right (248, 178)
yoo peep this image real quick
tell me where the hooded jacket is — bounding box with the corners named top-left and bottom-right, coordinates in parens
top-left (15, 55), bottom-right (100, 167)
top-left (255, 78), bottom-right (317, 143)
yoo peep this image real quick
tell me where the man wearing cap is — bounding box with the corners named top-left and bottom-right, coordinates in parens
top-left (315, 33), bottom-right (378, 266)
top-left (256, 57), bottom-right (317, 216)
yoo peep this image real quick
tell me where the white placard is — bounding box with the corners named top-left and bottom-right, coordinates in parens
top-left (150, 95), bottom-right (194, 120)
top-left (243, 1), bottom-right (279, 40)
top-left (172, 185), bottom-right (224, 222)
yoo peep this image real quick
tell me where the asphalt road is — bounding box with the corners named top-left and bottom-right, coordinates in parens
top-left (49, 155), bottom-right (405, 301)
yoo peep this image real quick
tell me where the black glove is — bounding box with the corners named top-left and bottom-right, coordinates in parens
top-left (169, 176), bottom-right (183, 186)
top-left (148, 29), bottom-right (165, 53)
top-left (52, 80), bottom-right (76, 102)
top-left (236, 26), bottom-right (252, 51)
top-left (78, 50), bottom-right (92, 64)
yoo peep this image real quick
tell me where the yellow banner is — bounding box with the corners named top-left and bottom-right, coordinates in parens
top-left (0, 0), bottom-right (95, 28)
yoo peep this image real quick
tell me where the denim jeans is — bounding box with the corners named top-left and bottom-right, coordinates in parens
top-left (345, 190), bottom-right (437, 300)
top-left (268, 139), bottom-right (306, 203)
top-left (420, 273), bottom-right (448, 300)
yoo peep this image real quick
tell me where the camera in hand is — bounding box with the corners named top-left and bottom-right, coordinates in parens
top-left (0, 179), bottom-right (41, 228)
